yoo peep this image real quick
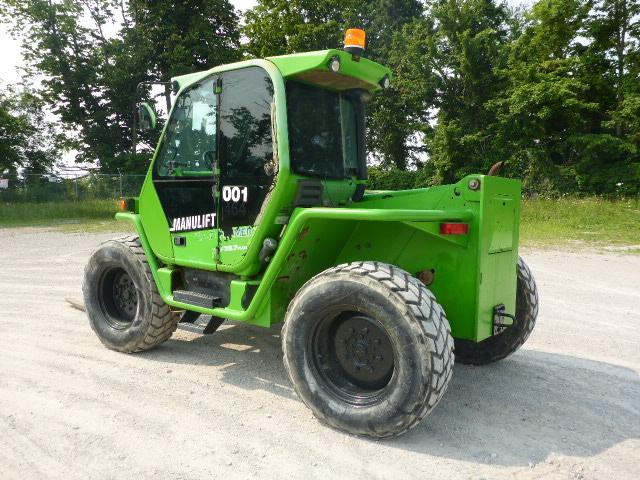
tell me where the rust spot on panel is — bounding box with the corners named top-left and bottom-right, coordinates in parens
top-left (277, 276), bottom-right (290, 283)
top-left (298, 226), bottom-right (310, 241)
top-left (298, 250), bottom-right (308, 260)
top-left (417, 269), bottom-right (435, 286)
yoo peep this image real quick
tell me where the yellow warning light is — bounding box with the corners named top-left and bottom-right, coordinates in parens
top-left (344, 28), bottom-right (366, 56)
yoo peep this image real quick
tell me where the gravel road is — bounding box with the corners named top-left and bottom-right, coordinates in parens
top-left (1, 228), bottom-right (638, 480)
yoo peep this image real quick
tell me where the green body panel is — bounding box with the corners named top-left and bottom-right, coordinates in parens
top-left (120, 49), bottom-right (522, 342)
top-left (118, 174), bottom-right (521, 340)
top-left (173, 229), bottom-right (218, 266)
top-left (138, 174), bottom-right (174, 261)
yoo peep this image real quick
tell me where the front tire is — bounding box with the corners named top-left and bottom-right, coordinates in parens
top-left (455, 256), bottom-right (539, 365)
top-left (282, 262), bottom-right (454, 438)
top-left (83, 235), bottom-right (180, 353)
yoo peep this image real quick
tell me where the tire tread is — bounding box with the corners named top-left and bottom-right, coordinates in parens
top-left (282, 261), bottom-right (454, 439)
top-left (85, 235), bottom-right (179, 353)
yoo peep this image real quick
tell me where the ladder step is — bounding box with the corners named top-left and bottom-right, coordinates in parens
top-left (177, 314), bottom-right (225, 335)
top-left (173, 290), bottom-right (221, 309)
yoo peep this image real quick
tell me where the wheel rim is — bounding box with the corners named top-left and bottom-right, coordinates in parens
top-left (310, 311), bottom-right (396, 406)
top-left (98, 267), bottom-right (138, 329)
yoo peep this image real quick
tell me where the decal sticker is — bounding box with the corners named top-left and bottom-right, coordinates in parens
top-left (222, 185), bottom-right (248, 203)
top-left (170, 212), bottom-right (217, 232)
top-left (231, 226), bottom-right (256, 238)
top-left (220, 244), bottom-right (248, 252)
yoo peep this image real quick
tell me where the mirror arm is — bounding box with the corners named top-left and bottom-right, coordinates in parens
top-left (133, 81), bottom-right (172, 158)
top-left (132, 101), bottom-right (138, 157)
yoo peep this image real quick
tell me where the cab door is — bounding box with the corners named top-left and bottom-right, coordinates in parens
top-left (216, 67), bottom-right (277, 265)
top-left (152, 76), bottom-right (220, 268)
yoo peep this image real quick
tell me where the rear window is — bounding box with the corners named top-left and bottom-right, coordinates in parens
top-left (286, 81), bottom-right (359, 179)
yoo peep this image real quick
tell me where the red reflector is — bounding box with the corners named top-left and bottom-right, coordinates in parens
top-left (440, 223), bottom-right (469, 235)
top-left (120, 199), bottom-right (127, 211)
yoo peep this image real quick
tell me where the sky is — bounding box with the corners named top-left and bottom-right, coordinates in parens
top-left (0, 27), bottom-right (24, 85)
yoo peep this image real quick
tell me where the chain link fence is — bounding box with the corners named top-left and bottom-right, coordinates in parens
top-left (0, 173), bottom-right (146, 203)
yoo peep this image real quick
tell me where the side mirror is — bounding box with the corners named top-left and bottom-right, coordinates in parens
top-left (137, 102), bottom-right (157, 131)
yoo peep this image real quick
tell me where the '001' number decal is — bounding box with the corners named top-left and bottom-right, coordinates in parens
top-left (222, 186), bottom-right (248, 203)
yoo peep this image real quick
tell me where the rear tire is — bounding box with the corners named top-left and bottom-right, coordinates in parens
top-left (282, 261), bottom-right (454, 438)
top-left (83, 235), bottom-right (180, 353)
top-left (454, 257), bottom-right (538, 365)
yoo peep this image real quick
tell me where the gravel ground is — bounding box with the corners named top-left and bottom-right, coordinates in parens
top-left (0, 228), bottom-right (638, 480)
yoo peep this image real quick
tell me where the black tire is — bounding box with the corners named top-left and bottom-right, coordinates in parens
top-left (282, 261), bottom-right (454, 438)
top-left (455, 256), bottom-right (538, 365)
top-left (82, 235), bottom-right (180, 353)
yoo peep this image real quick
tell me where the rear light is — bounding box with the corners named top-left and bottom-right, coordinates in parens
top-left (440, 223), bottom-right (469, 235)
top-left (120, 199), bottom-right (128, 211)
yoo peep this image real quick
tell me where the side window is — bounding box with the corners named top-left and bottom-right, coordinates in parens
top-left (219, 67), bottom-right (275, 229)
top-left (156, 78), bottom-right (217, 177)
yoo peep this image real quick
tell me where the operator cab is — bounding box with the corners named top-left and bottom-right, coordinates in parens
top-left (138, 29), bottom-right (391, 274)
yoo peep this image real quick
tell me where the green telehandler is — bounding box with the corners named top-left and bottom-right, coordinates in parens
top-left (83, 29), bottom-right (538, 438)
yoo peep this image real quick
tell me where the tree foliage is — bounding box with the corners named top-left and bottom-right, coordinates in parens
top-left (0, 86), bottom-right (60, 175)
top-left (1, 0), bottom-right (240, 172)
top-left (0, 0), bottom-right (638, 195)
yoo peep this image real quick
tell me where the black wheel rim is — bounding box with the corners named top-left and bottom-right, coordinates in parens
top-left (310, 311), bottom-right (396, 406)
top-left (98, 267), bottom-right (138, 329)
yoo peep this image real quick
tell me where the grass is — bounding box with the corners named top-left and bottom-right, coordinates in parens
top-left (2, 197), bottom-right (639, 251)
top-left (520, 197), bottom-right (640, 252)
top-left (0, 199), bottom-right (133, 232)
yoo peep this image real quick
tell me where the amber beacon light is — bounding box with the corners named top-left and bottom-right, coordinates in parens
top-left (344, 28), bottom-right (366, 56)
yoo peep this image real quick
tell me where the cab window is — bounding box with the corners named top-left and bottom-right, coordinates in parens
top-left (156, 78), bottom-right (217, 177)
top-left (218, 67), bottom-right (275, 229)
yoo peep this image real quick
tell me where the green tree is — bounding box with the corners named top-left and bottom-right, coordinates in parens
top-left (0, 86), bottom-right (60, 175)
top-left (244, 0), bottom-right (423, 169)
top-left (128, 0), bottom-right (241, 79)
top-left (244, 0), bottom-right (359, 57)
top-left (410, 0), bottom-right (513, 182)
top-left (494, 0), bottom-right (640, 195)
top-left (1, 0), bottom-right (241, 172)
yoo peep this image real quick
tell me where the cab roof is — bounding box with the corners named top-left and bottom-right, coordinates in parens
top-left (171, 49), bottom-right (391, 93)
top-left (266, 49), bottom-right (391, 92)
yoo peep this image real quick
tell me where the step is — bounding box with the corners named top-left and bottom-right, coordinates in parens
top-left (173, 289), bottom-right (221, 309)
top-left (177, 311), bottom-right (225, 335)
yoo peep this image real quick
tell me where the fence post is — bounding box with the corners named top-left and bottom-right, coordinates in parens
top-left (119, 171), bottom-right (123, 197)
top-left (74, 175), bottom-right (79, 200)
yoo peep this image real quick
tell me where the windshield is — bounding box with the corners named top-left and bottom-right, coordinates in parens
top-left (286, 81), bottom-right (361, 179)
top-left (155, 78), bottom-right (217, 178)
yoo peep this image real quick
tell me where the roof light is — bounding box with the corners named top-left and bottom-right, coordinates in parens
top-left (440, 223), bottom-right (469, 235)
top-left (328, 56), bottom-right (341, 72)
top-left (344, 28), bottom-right (366, 56)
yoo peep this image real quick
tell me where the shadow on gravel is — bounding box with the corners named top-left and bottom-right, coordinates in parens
top-left (139, 320), bottom-right (295, 399)
top-left (389, 350), bottom-right (640, 466)
top-left (141, 321), bottom-right (639, 467)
